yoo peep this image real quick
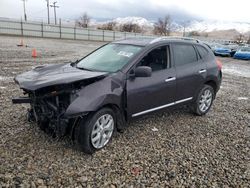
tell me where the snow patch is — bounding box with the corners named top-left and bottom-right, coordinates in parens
top-left (222, 66), bottom-right (250, 78)
top-left (0, 76), bottom-right (13, 81)
top-left (237, 97), bottom-right (248, 100)
top-left (151, 127), bottom-right (159, 132)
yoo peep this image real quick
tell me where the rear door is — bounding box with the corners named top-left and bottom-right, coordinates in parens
top-left (172, 43), bottom-right (207, 101)
top-left (126, 45), bottom-right (176, 117)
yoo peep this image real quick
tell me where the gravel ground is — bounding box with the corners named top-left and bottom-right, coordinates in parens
top-left (0, 36), bottom-right (249, 187)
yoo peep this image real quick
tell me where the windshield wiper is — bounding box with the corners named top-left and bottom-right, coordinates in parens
top-left (76, 66), bottom-right (93, 71)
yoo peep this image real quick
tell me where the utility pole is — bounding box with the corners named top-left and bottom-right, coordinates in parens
top-left (50, 1), bottom-right (59, 25)
top-left (21, 0), bottom-right (27, 21)
top-left (46, 0), bottom-right (50, 24)
top-left (183, 25), bottom-right (186, 37)
top-left (181, 21), bottom-right (190, 37)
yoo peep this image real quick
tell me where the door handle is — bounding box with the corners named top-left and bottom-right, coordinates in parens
top-left (198, 69), bottom-right (207, 74)
top-left (165, 77), bottom-right (176, 82)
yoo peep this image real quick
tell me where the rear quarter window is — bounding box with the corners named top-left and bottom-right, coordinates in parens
top-left (196, 45), bottom-right (209, 59)
top-left (172, 44), bottom-right (198, 66)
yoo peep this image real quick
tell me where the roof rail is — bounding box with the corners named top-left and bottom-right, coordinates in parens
top-left (115, 36), bottom-right (156, 42)
top-left (149, 36), bottom-right (200, 44)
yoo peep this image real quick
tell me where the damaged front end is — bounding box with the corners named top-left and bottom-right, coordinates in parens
top-left (13, 84), bottom-right (84, 137)
top-left (12, 63), bottom-right (108, 137)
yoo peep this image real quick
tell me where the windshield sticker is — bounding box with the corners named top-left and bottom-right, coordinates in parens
top-left (118, 51), bottom-right (134, 58)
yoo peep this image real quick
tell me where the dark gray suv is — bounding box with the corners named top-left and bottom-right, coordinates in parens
top-left (13, 37), bottom-right (222, 154)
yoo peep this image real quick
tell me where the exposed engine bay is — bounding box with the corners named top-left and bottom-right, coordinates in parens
top-left (12, 62), bottom-right (111, 137)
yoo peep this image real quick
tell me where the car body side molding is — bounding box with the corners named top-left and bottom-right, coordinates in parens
top-left (132, 97), bottom-right (193, 117)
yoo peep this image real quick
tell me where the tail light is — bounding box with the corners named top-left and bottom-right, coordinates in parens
top-left (216, 59), bottom-right (222, 70)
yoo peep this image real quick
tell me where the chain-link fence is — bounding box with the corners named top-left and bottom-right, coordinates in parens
top-left (0, 18), bottom-right (155, 42)
top-left (0, 18), bottom-right (234, 44)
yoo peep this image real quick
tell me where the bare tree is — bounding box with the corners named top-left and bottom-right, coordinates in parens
top-left (98, 21), bottom-right (116, 31)
top-left (235, 34), bottom-right (245, 43)
top-left (153, 15), bottom-right (172, 36)
top-left (120, 23), bottom-right (143, 33)
top-left (247, 35), bottom-right (250, 44)
top-left (189, 31), bottom-right (200, 37)
top-left (179, 21), bottom-right (191, 37)
top-left (76, 12), bottom-right (90, 28)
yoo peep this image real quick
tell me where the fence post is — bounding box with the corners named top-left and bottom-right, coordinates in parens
top-left (124, 32), bottom-right (126, 39)
top-left (102, 30), bottom-right (104, 41)
top-left (59, 19), bottom-right (62, 39)
top-left (88, 29), bottom-right (90, 40)
top-left (74, 27), bottom-right (76, 40)
top-left (20, 18), bottom-right (23, 36)
top-left (41, 22), bottom-right (43, 37)
top-left (113, 31), bottom-right (115, 41)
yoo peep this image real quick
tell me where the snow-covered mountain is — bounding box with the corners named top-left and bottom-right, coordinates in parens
top-left (96, 16), bottom-right (250, 33)
top-left (185, 20), bottom-right (250, 33)
top-left (113, 17), bottom-right (153, 28)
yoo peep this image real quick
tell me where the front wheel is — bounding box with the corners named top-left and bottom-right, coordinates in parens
top-left (74, 107), bottom-right (116, 154)
top-left (191, 85), bottom-right (215, 116)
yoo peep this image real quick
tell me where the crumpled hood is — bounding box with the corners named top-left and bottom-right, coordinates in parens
top-left (14, 63), bottom-right (107, 91)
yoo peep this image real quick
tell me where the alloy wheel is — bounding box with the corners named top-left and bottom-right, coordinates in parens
top-left (91, 114), bottom-right (114, 149)
top-left (199, 89), bottom-right (213, 113)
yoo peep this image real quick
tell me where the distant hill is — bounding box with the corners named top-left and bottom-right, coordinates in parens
top-left (184, 20), bottom-right (250, 33)
top-left (113, 17), bottom-right (153, 28)
top-left (52, 16), bottom-right (250, 40)
top-left (90, 16), bottom-right (250, 39)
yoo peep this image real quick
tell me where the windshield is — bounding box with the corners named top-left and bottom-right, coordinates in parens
top-left (76, 43), bottom-right (143, 72)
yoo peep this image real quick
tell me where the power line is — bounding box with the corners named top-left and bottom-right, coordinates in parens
top-left (50, 1), bottom-right (59, 25)
top-left (29, 8), bottom-right (47, 16)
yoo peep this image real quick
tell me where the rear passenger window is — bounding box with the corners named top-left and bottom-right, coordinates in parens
top-left (173, 44), bottom-right (197, 66)
top-left (196, 45), bottom-right (209, 59)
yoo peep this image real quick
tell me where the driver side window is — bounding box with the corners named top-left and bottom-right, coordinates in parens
top-left (138, 45), bottom-right (170, 71)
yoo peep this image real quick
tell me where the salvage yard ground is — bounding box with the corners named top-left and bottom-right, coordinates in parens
top-left (0, 36), bottom-right (249, 187)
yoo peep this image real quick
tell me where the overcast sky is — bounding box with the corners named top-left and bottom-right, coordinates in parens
top-left (0, 0), bottom-right (249, 22)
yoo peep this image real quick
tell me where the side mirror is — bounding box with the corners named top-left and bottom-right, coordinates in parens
top-left (134, 66), bottom-right (152, 77)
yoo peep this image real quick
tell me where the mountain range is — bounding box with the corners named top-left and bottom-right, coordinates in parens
top-left (92, 16), bottom-right (250, 34)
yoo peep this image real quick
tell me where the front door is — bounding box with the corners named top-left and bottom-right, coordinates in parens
top-left (126, 45), bottom-right (176, 117)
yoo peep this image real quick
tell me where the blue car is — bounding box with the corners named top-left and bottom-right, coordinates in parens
top-left (214, 45), bottom-right (236, 57)
top-left (208, 43), bottom-right (220, 53)
top-left (234, 47), bottom-right (250, 60)
top-left (214, 44), bottom-right (236, 57)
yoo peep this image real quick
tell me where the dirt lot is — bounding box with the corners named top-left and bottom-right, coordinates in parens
top-left (0, 36), bottom-right (249, 187)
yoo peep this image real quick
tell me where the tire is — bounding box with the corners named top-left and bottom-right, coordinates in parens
top-left (191, 85), bottom-right (215, 116)
top-left (74, 107), bottom-right (116, 154)
top-left (38, 120), bottom-right (49, 131)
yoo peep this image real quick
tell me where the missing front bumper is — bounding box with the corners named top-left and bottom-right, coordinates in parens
top-left (12, 97), bottom-right (31, 104)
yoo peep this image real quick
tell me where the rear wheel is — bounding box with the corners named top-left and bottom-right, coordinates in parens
top-left (74, 107), bottom-right (116, 154)
top-left (192, 85), bottom-right (215, 116)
